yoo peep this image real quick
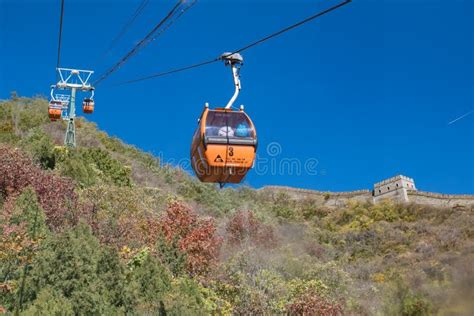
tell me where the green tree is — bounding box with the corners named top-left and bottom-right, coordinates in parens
top-left (156, 234), bottom-right (187, 276)
top-left (7, 188), bottom-right (48, 239)
top-left (56, 147), bottom-right (132, 188)
top-left (20, 129), bottom-right (56, 170)
top-left (23, 287), bottom-right (74, 316)
top-left (131, 254), bottom-right (171, 314)
top-left (24, 224), bottom-right (115, 314)
top-left (164, 277), bottom-right (212, 315)
top-left (81, 148), bottom-right (132, 187)
top-left (0, 188), bottom-right (48, 312)
top-left (55, 149), bottom-right (97, 187)
top-left (384, 277), bottom-right (432, 316)
top-left (97, 247), bottom-right (137, 313)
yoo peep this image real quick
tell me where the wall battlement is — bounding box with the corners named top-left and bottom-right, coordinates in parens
top-left (260, 186), bottom-right (370, 197)
top-left (373, 174), bottom-right (416, 202)
top-left (259, 181), bottom-right (474, 209)
top-left (374, 175), bottom-right (415, 187)
top-left (407, 190), bottom-right (474, 208)
top-left (408, 190), bottom-right (474, 200)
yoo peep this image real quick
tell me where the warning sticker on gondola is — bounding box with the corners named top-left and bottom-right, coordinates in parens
top-left (227, 157), bottom-right (246, 163)
top-left (214, 155), bottom-right (224, 163)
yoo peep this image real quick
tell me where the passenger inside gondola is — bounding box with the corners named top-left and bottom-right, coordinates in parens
top-left (205, 111), bottom-right (225, 136)
top-left (218, 126), bottom-right (234, 137)
top-left (235, 122), bottom-right (250, 137)
top-left (205, 111), bottom-right (254, 139)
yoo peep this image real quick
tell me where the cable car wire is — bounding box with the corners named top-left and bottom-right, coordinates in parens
top-left (94, 0), bottom-right (182, 85)
top-left (56, 0), bottom-right (65, 68)
top-left (99, 0), bottom-right (150, 62)
top-left (94, 0), bottom-right (197, 86)
top-left (229, 0), bottom-right (351, 55)
top-left (120, 58), bottom-right (218, 85)
top-left (144, 0), bottom-right (196, 45)
top-left (118, 0), bottom-right (352, 85)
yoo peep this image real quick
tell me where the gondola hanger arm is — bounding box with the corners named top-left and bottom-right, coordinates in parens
top-left (221, 52), bottom-right (243, 109)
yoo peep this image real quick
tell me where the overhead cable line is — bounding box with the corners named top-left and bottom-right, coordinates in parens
top-left (119, 0), bottom-right (352, 86)
top-left (120, 55), bottom-right (218, 84)
top-left (94, 0), bottom-right (197, 86)
top-left (99, 0), bottom-right (151, 62)
top-left (56, 0), bottom-right (65, 68)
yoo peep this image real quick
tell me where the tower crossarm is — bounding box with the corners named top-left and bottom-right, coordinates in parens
top-left (55, 68), bottom-right (95, 91)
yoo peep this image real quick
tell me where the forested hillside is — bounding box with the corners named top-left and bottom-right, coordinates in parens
top-left (1, 96), bottom-right (473, 315)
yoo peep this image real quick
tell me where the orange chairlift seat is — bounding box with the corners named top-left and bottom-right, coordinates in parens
top-left (48, 100), bottom-right (63, 121)
top-left (190, 52), bottom-right (257, 186)
top-left (83, 98), bottom-right (94, 114)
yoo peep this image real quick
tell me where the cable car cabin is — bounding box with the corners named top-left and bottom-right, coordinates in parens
top-left (82, 98), bottom-right (94, 114)
top-left (191, 106), bottom-right (257, 184)
top-left (48, 101), bottom-right (63, 121)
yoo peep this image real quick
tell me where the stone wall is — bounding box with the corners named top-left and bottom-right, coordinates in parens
top-left (259, 186), bottom-right (474, 209)
top-left (407, 191), bottom-right (474, 208)
top-left (259, 186), bottom-right (372, 208)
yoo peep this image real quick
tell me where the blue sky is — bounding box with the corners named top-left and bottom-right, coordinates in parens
top-left (1, 0), bottom-right (473, 194)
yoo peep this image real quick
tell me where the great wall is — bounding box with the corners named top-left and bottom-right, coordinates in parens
top-left (260, 175), bottom-right (474, 209)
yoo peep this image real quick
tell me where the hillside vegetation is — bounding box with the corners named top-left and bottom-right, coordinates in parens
top-left (1, 95), bottom-right (473, 315)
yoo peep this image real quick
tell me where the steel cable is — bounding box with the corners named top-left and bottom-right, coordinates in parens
top-left (56, 0), bottom-right (65, 68)
top-left (94, 0), bottom-right (197, 86)
top-left (98, 0), bottom-right (151, 63)
top-left (119, 0), bottom-right (352, 85)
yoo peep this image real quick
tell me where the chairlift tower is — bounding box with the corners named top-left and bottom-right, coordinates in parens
top-left (51, 68), bottom-right (94, 147)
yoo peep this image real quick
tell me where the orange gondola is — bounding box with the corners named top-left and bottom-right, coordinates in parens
top-left (83, 98), bottom-right (94, 114)
top-left (48, 100), bottom-right (63, 121)
top-left (190, 105), bottom-right (257, 184)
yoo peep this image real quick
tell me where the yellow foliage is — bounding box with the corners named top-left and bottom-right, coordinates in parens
top-left (287, 278), bottom-right (330, 298)
top-left (372, 273), bottom-right (385, 283)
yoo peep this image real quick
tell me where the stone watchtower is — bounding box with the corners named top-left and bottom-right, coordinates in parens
top-left (373, 175), bottom-right (416, 203)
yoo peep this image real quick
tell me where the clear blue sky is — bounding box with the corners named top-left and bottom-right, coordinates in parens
top-left (1, 0), bottom-right (473, 194)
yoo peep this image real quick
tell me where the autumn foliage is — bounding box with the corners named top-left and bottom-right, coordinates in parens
top-left (79, 186), bottom-right (156, 249)
top-left (79, 189), bottom-right (222, 277)
top-left (225, 210), bottom-right (276, 248)
top-left (286, 291), bottom-right (343, 316)
top-left (160, 201), bottom-right (222, 276)
top-left (2, 98), bottom-right (472, 315)
top-left (0, 145), bottom-right (222, 279)
top-left (0, 146), bottom-right (77, 231)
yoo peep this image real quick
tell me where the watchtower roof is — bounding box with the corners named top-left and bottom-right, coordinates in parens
top-left (374, 175), bottom-right (414, 188)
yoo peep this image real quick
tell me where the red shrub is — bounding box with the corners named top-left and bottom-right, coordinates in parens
top-left (160, 201), bottom-right (197, 240)
top-left (160, 201), bottom-right (222, 275)
top-left (0, 146), bottom-right (78, 231)
top-left (140, 213), bottom-right (162, 247)
top-left (304, 242), bottom-right (326, 259)
top-left (225, 210), bottom-right (276, 248)
top-left (286, 292), bottom-right (343, 316)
